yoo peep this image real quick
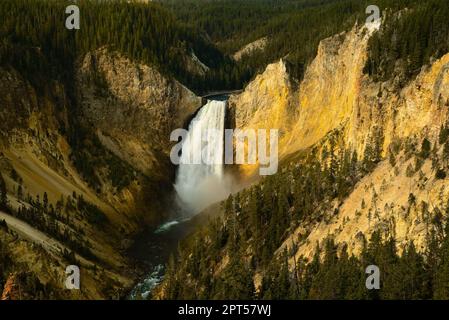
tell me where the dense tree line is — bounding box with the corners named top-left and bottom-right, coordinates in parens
top-left (2, 0), bottom-right (436, 96)
top-left (0, 0), bottom-right (237, 94)
top-left (259, 218), bottom-right (449, 300)
top-left (8, 189), bottom-right (104, 261)
top-left (161, 0), bottom-right (363, 81)
top-left (160, 0), bottom-right (427, 81)
top-left (161, 0), bottom-right (333, 49)
top-left (365, 0), bottom-right (449, 85)
top-left (0, 174), bottom-right (8, 212)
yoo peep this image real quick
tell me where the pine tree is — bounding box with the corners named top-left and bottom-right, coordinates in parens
top-left (276, 249), bottom-right (291, 299)
top-left (0, 174), bottom-right (7, 210)
top-left (434, 215), bottom-right (449, 299)
top-left (439, 125), bottom-right (449, 145)
top-left (17, 185), bottom-right (23, 201)
top-left (43, 192), bottom-right (48, 211)
top-left (419, 138), bottom-right (431, 159)
top-left (218, 250), bottom-right (255, 300)
top-left (399, 242), bottom-right (428, 299)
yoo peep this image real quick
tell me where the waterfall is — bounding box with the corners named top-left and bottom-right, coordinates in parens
top-left (174, 99), bottom-right (229, 214)
top-left (129, 99), bottom-right (229, 299)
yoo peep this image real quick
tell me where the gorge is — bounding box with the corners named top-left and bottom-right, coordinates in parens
top-left (3, 0), bottom-right (449, 301)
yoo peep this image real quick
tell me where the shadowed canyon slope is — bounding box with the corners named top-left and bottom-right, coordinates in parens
top-left (0, 48), bottom-right (203, 298)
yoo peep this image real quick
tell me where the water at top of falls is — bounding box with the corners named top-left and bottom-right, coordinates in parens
top-left (174, 99), bottom-right (230, 214)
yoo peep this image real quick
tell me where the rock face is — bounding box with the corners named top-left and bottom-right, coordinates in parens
top-left (229, 59), bottom-right (295, 137)
top-left (233, 37), bottom-right (268, 61)
top-left (1, 273), bottom-right (19, 300)
top-left (229, 27), bottom-right (373, 161)
top-left (231, 24), bottom-right (449, 164)
top-left (287, 28), bottom-right (370, 155)
top-left (229, 24), bottom-right (449, 258)
top-left (228, 58), bottom-right (297, 176)
top-left (77, 48), bottom-right (202, 177)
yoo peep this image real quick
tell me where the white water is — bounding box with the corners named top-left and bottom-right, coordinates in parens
top-left (129, 99), bottom-right (230, 300)
top-left (129, 264), bottom-right (164, 300)
top-left (154, 220), bottom-right (180, 234)
top-left (174, 99), bottom-right (230, 214)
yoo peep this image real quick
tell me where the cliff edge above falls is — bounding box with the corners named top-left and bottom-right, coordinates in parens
top-left (229, 26), bottom-right (371, 162)
top-left (230, 22), bottom-right (449, 171)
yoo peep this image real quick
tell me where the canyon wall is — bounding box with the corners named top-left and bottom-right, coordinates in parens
top-left (77, 48), bottom-right (202, 178)
top-left (229, 24), bottom-right (449, 260)
top-left (0, 48), bottom-right (202, 298)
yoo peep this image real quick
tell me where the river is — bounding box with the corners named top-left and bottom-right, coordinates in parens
top-left (127, 218), bottom-right (196, 299)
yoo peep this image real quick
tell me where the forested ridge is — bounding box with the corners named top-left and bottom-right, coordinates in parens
top-left (365, 0), bottom-right (449, 86)
top-left (159, 0), bottom-right (438, 83)
top-left (0, 174), bottom-right (65, 299)
top-left (161, 0), bottom-right (370, 81)
top-left (2, 0), bottom-right (448, 93)
top-left (0, 0), bottom-right (235, 94)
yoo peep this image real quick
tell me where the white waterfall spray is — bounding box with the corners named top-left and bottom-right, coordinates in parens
top-left (174, 99), bottom-right (230, 214)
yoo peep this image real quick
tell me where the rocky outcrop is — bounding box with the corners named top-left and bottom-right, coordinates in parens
top-left (228, 58), bottom-right (297, 176)
top-left (231, 24), bottom-right (449, 166)
top-left (1, 273), bottom-right (19, 300)
top-left (229, 58), bottom-right (295, 135)
top-left (76, 48), bottom-right (202, 177)
top-left (233, 37), bottom-right (268, 61)
top-left (229, 27), bottom-right (373, 164)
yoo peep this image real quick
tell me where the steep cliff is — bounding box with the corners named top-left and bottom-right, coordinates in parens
top-left (75, 48), bottom-right (202, 224)
top-left (77, 48), bottom-right (202, 178)
top-left (229, 23), bottom-right (449, 260)
top-left (229, 27), bottom-right (372, 161)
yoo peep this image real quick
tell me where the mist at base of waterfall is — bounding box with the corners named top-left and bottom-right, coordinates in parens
top-left (175, 172), bottom-right (233, 214)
